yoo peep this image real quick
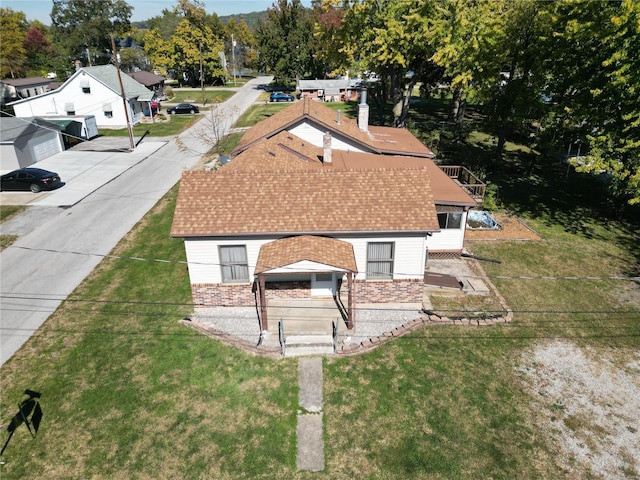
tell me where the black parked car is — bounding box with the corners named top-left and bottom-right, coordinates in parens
top-left (167, 103), bottom-right (200, 114)
top-left (1, 168), bottom-right (62, 193)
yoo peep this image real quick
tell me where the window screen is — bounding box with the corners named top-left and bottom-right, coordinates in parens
top-left (220, 245), bottom-right (249, 283)
top-left (366, 242), bottom-right (394, 279)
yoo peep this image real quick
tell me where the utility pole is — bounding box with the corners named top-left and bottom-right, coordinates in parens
top-left (111, 36), bottom-right (135, 150)
top-left (231, 34), bottom-right (237, 86)
top-left (200, 42), bottom-right (205, 105)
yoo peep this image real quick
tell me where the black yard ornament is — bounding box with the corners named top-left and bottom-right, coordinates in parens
top-left (0, 390), bottom-right (43, 456)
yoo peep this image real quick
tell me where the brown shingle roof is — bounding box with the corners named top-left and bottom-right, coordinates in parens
top-left (223, 131), bottom-right (324, 172)
top-left (171, 167), bottom-right (439, 237)
top-left (223, 133), bottom-right (476, 206)
top-left (127, 71), bottom-right (166, 87)
top-left (231, 97), bottom-right (434, 158)
top-left (255, 235), bottom-right (357, 274)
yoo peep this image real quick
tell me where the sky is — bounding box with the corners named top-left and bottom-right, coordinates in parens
top-left (1, 0), bottom-right (313, 24)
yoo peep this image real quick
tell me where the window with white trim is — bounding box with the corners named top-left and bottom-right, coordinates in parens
top-left (366, 242), bottom-right (394, 279)
top-left (437, 212), bottom-right (462, 229)
top-left (219, 245), bottom-right (249, 283)
top-left (436, 205), bottom-right (464, 229)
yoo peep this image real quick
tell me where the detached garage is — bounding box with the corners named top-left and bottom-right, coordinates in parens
top-left (0, 116), bottom-right (64, 172)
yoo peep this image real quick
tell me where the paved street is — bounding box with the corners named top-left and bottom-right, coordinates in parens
top-left (0, 76), bottom-right (272, 365)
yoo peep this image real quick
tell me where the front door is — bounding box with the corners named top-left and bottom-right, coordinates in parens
top-left (311, 273), bottom-right (335, 297)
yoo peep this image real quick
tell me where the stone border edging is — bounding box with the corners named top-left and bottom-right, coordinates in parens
top-left (179, 319), bottom-right (282, 358)
top-left (336, 259), bottom-right (513, 356)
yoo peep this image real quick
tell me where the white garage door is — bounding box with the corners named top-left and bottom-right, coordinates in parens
top-left (31, 136), bottom-right (61, 162)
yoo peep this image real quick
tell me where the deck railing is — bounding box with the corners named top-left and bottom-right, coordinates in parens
top-left (439, 165), bottom-right (486, 201)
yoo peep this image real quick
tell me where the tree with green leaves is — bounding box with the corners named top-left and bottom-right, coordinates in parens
top-left (0, 8), bottom-right (28, 78)
top-left (50, 0), bottom-right (132, 66)
top-left (479, 0), bottom-right (548, 160)
top-left (539, 0), bottom-right (640, 205)
top-left (144, 0), bottom-right (226, 85)
top-left (255, 0), bottom-right (326, 85)
top-left (146, 9), bottom-right (182, 41)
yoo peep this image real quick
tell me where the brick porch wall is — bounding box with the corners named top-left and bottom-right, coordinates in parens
top-left (192, 283), bottom-right (255, 307)
top-left (343, 279), bottom-right (424, 304)
top-left (193, 278), bottom-right (424, 308)
top-left (192, 281), bottom-right (313, 307)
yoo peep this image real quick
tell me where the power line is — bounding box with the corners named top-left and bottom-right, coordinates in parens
top-left (6, 244), bottom-right (640, 283)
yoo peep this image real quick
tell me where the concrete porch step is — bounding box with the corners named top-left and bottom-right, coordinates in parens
top-left (285, 334), bottom-right (334, 357)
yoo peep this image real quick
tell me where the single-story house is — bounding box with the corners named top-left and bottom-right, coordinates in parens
top-left (0, 116), bottom-right (64, 171)
top-left (127, 71), bottom-right (167, 101)
top-left (8, 65), bottom-right (157, 129)
top-left (298, 78), bottom-right (363, 102)
top-left (1, 77), bottom-right (53, 106)
top-left (171, 98), bottom-right (477, 333)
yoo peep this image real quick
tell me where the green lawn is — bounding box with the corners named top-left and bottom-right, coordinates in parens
top-left (1, 99), bottom-right (638, 479)
top-left (98, 115), bottom-right (201, 137)
top-left (0, 205), bottom-right (25, 251)
top-left (166, 89), bottom-right (237, 106)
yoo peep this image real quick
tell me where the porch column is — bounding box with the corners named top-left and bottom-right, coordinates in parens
top-left (258, 274), bottom-right (268, 331)
top-left (347, 272), bottom-right (355, 330)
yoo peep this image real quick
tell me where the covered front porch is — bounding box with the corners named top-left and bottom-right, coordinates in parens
top-left (253, 235), bottom-right (358, 355)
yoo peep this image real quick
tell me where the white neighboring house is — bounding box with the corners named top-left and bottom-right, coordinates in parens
top-left (8, 65), bottom-right (156, 129)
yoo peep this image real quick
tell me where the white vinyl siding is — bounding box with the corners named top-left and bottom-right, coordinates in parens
top-left (184, 238), bottom-right (264, 284)
top-left (427, 210), bottom-right (468, 252)
top-left (289, 122), bottom-right (368, 153)
top-left (182, 234), bottom-right (429, 286)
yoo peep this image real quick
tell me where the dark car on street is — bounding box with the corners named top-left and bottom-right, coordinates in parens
top-left (270, 92), bottom-right (294, 102)
top-left (167, 103), bottom-right (200, 114)
top-left (1, 168), bottom-right (63, 193)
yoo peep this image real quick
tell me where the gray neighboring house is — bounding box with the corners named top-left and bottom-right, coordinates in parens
top-left (298, 78), bottom-right (363, 102)
top-left (0, 116), bottom-right (64, 172)
top-left (127, 71), bottom-right (167, 101)
top-left (9, 65), bottom-right (156, 129)
top-left (1, 77), bottom-right (54, 107)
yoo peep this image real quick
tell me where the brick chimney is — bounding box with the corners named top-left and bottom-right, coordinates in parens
top-left (323, 131), bottom-right (332, 164)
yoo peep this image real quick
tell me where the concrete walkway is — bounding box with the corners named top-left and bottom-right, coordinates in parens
top-left (297, 357), bottom-right (324, 471)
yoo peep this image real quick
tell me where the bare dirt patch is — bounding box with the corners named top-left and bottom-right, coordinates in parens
top-left (517, 341), bottom-right (640, 479)
top-left (465, 212), bottom-right (541, 241)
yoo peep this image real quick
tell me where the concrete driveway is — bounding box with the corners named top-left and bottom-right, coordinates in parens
top-left (0, 76), bottom-right (273, 365)
top-left (0, 140), bottom-right (167, 208)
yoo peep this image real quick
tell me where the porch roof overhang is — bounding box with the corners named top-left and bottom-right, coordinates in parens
top-left (254, 235), bottom-right (357, 276)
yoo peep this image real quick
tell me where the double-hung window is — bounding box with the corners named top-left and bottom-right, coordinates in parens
top-left (366, 242), bottom-right (394, 280)
top-left (219, 245), bottom-right (249, 283)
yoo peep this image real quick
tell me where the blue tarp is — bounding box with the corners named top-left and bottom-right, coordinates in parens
top-left (467, 210), bottom-right (499, 229)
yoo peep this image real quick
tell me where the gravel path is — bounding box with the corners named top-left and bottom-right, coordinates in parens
top-left (517, 340), bottom-right (640, 479)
